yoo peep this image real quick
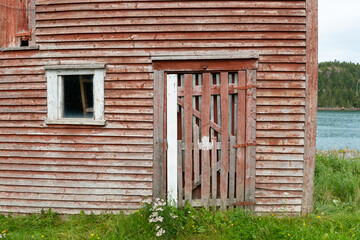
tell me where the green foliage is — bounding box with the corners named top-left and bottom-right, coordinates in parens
top-left (1, 154), bottom-right (360, 239)
top-left (318, 61), bottom-right (360, 108)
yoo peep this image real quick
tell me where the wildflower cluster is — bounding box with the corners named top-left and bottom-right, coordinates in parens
top-left (0, 230), bottom-right (6, 239)
top-left (142, 198), bottom-right (179, 238)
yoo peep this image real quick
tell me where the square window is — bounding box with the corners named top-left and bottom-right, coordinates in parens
top-left (45, 65), bottom-right (105, 125)
top-left (63, 75), bottom-right (94, 118)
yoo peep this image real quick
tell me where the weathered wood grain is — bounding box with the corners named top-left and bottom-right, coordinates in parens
top-left (302, 0), bottom-right (318, 215)
top-left (184, 74), bottom-right (193, 203)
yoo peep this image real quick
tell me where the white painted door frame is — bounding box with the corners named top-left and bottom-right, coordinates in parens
top-left (166, 74), bottom-right (178, 205)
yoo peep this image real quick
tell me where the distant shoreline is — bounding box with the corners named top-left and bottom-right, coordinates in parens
top-left (318, 107), bottom-right (360, 111)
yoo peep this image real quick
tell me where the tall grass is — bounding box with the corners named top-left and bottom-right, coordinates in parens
top-left (1, 153), bottom-right (360, 239)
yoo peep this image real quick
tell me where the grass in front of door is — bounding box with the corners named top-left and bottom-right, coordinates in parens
top-left (1, 152), bottom-right (360, 240)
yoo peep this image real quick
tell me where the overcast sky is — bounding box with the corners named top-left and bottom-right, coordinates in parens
top-left (319, 0), bottom-right (360, 63)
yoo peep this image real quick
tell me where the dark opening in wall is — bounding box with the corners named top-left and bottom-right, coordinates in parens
top-left (20, 39), bottom-right (29, 47)
top-left (63, 75), bottom-right (94, 118)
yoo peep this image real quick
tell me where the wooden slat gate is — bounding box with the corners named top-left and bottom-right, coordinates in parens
top-left (169, 71), bottom-right (256, 209)
top-left (152, 56), bottom-right (257, 210)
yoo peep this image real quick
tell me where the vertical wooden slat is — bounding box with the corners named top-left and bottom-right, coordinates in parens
top-left (216, 74), bottom-right (221, 141)
top-left (201, 73), bottom-right (211, 208)
top-left (220, 72), bottom-right (229, 210)
top-left (229, 136), bottom-right (236, 210)
top-left (18, 0), bottom-right (28, 34)
top-left (245, 70), bottom-right (257, 210)
top-left (177, 140), bottom-right (183, 207)
top-left (193, 124), bottom-right (200, 185)
top-left (153, 70), bottom-right (165, 200)
top-left (28, 0), bottom-right (36, 46)
top-left (236, 71), bottom-right (246, 205)
top-left (211, 137), bottom-right (217, 207)
top-left (303, 0), bottom-right (318, 215)
top-left (0, 0), bottom-right (7, 47)
top-left (7, 0), bottom-right (17, 47)
top-left (184, 74), bottom-right (193, 202)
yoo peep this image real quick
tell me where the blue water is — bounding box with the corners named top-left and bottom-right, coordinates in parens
top-left (317, 111), bottom-right (360, 150)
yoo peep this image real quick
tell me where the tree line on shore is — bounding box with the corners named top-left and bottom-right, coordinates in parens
top-left (318, 61), bottom-right (360, 108)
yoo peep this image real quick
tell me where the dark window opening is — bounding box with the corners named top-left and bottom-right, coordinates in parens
top-left (63, 75), bottom-right (94, 118)
top-left (20, 39), bottom-right (29, 47)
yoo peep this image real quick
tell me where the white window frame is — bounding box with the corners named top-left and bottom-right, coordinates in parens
top-left (44, 64), bottom-right (106, 125)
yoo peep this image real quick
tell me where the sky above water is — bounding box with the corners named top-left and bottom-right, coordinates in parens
top-left (319, 0), bottom-right (360, 63)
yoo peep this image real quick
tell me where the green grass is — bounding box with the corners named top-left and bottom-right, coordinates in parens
top-left (1, 153), bottom-right (360, 239)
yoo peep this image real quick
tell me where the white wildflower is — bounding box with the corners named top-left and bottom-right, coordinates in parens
top-left (150, 211), bottom-right (158, 218)
top-left (156, 228), bottom-right (165, 237)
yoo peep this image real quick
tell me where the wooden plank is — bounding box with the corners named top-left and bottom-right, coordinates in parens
top-left (257, 89), bottom-right (305, 98)
top-left (236, 70), bottom-right (246, 205)
top-left (35, 2), bottom-right (306, 11)
top-left (257, 146), bottom-right (304, 154)
top-left (36, 32), bottom-right (306, 44)
top-left (257, 97), bottom-right (305, 106)
top-left (184, 74), bottom-right (193, 202)
top-left (256, 183), bottom-right (303, 191)
top-left (257, 115), bottom-right (305, 122)
top-left (257, 80), bottom-right (306, 89)
top-left (257, 106), bottom-right (305, 114)
top-left (229, 136), bottom-right (236, 210)
top-left (258, 63), bottom-right (305, 72)
top-left (256, 198), bottom-right (302, 205)
top-left (177, 140), bottom-right (183, 207)
top-left (256, 130), bottom-right (304, 138)
top-left (245, 70), bottom-right (257, 210)
top-left (257, 138), bottom-right (304, 146)
top-left (302, 0), bottom-right (318, 215)
top-left (39, 39), bottom-right (305, 50)
top-left (256, 169), bottom-right (303, 177)
top-left (257, 153), bottom-right (304, 161)
top-left (0, 171), bottom-right (152, 182)
top-left (211, 137), bottom-right (218, 207)
top-left (255, 205), bottom-right (302, 213)
top-left (257, 72), bottom-right (306, 80)
top-left (256, 161), bottom-right (304, 169)
top-left (0, 178), bottom-right (152, 189)
top-left (0, 165), bottom-right (152, 175)
top-left (193, 124), bottom-right (200, 186)
top-left (35, 8), bottom-right (306, 20)
top-left (256, 190), bottom-right (303, 198)
top-left (220, 72), bottom-right (229, 210)
top-left (153, 70), bottom-right (165, 199)
top-left (0, 185), bottom-right (152, 196)
top-left (0, 158), bottom-right (153, 168)
top-left (257, 122), bottom-right (305, 130)
top-left (201, 72), bottom-right (211, 208)
top-left (0, 142), bottom-right (153, 153)
top-left (36, 17), bottom-right (306, 28)
top-left (0, 192), bottom-right (145, 203)
top-left (36, 24), bottom-right (306, 36)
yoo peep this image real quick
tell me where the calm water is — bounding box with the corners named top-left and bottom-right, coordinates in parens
top-left (317, 111), bottom-right (360, 150)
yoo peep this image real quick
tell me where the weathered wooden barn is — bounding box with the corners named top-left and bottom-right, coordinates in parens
top-left (0, 0), bottom-right (318, 215)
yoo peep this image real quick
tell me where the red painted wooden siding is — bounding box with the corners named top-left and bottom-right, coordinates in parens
top-left (0, 0), bottom-right (30, 48)
top-left (0, 0), bottom-right (316, 214)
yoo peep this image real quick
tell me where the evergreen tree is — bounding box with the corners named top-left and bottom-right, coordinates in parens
top-left (318, 61), bottom-right (360, 108)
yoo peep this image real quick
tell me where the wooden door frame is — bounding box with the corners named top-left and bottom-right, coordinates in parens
top-left (152, 54), bottom-right (259, 206)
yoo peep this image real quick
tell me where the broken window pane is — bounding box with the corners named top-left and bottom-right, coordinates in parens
top-left (63, 75), bottom-right (94, 118)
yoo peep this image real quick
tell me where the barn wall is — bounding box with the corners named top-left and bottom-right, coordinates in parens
top-left (0, 0), bottom-right (309, 214)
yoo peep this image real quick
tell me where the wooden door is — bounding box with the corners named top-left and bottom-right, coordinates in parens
top-left (166, 71), bottom-right (256, 209)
